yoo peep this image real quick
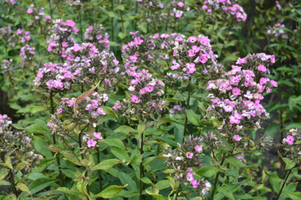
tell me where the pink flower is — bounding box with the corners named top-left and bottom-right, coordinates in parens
top-left (186, 173), bottom-right (194, 182)
top-left (27, 8), bottom-right (33, 14)
top-left (186, 63), bottom-right (196, 74)
top-left (130, 55), bottom-right (138, 63)
top-left (237, 155), bottom-right (243, 160)
top-left (93, 132), bottom-right (103, 140)
top-left (187, 152), bottom-right (193, 159)
top-left (57, 108), bottom-right (62, 114)
top-left (97, 107), bottom-right (106, 115)
top-left (233, 135), bottom-right (242, 141)
top-left (195, 145), bottom-right (202, 153)
top-left (87, 139), bottom-right (97, 148)
top-left (131, 95), bottom-right (140, 103)
top-left (257, 64), bottom-right (266, 72)
top-left (199, 55), bottom-right (207, 64)
top-left (177, 2), bottom-right (184, 7)
top-left (113, 102), bottom-right (121, 110)
top-left (188, 36), bottom-right (197, 43)
top-left (191, 180), bottom-right (199, 189)
top-left (232, 88), bottom-right (241, 96)
top-left (286, 135), bottom-right (294, 145)
top-left (270, 80), bottom-right (278, 87)
top-left (145, 85), bottom-right (154, 92)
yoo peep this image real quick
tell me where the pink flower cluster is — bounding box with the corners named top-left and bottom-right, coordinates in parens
top-left (282, 129), bottom-right (301, 163)
top-left (206, 53), bottom-right (277, 137)
top-left (56, 92), bottom-right (108, 118)
top-left (267, 23), bottom-right (288, 40)
top-left (201, 0), bottom-right (247, 22)
top-left (66, 0), bottom-right (81, 6)
top-left (0, 26), bottom-right (12, 41)
top-left (20, 44), bottom-right (35, 63)
top-left (186, 169), bottom-right (211, 194)
top-left (3, 0), bottom-right (16, 6)
top-left (1, 59), bottom-right (14, 77)
top-left (167, 0), bottom-right (190, 18)
top-left (0, 114), bottom-right (12, 134)
top-left (122, 32), bottom-right (216, 81)
top-left (27, 4), bottom-right (46, 21)
top-left (47, 19), bottom-right (77, 54)
top-left (84, 24), bottom-right (110, 52)
top-left (85, 132), bottom-right (103, 148)
top-left (7, 29), bottom-right (30, 47)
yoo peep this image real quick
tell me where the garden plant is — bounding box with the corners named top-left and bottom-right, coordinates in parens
top-left (0, 0), bottom-right (301, 200)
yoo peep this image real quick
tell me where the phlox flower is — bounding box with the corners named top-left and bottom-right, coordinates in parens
top-left (188, 36), bottom-right (197, 43)
top-left (233, 135), bottom-right (242, 141)
top-left (187, 152), bottom-right (193, 159)
top-left (257, 64), bottom-right (266, 72)
top-left (131, 95), bottom-right (140, 103)
top-left (186, 173), bottom-right (194, 182)
top-left (186, 63), bottom-right (196, 74)
top-left (195, 145), bottom-right (202, 153)
top-left (145, 85), bottom-right (154, 92)
top-left (232, 88), bottom-right (241, 95)
top-left (191, 180), bottom-right (199, 188)
top-left (270, 80), bottom-right (278, 87)
top-left (87, 139), bottom-right (97, 147)
top-left (93, 132), bottom-right (103, 140)
top-left (286, 135), bottom-right (294, 145)
top-left (97, 108), bottom-right (106, 115)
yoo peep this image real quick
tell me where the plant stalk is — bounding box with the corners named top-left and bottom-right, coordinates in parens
top-left (183, 77), bottom-right (191, 136)
top-left (276, 169), bottom-right (292, 200)
top-left (139, 132), bottom-right (144, 200)
top-left (210, 153), bottom-right (226, 200)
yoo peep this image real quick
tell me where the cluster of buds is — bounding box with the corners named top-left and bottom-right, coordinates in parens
top-left (66, 0), bottom-right (87, 7)
top-left (164, 135), bottom-right (211, 197)
top-left (201, 0), bottom-right (247, 22)
top-left (47, 19), bottom-right (77, 54)
top-left (166, 0), bottom-right (190, 19)
top-left (0, 114), bottom-right (43, 171)
top-left (1, 59), bottom-right (15, 77)
top-left (0, 26), bottom-right (12, 41)
top-left (113, 69), bottom-right (165, 121)
top-left (205, 53), bottom-right (277, 147)
top-left (267, 23), bottom-right (288, 40)
top-left (8, 29), bottom-right (30, 47)
top-left (20, 44), bottom-right (35, 66)
top-left (84, 24), bottom-right (110, 52)
top-left (282, 129), bottom-right (301, 163)
top-left (169, 105), bottom-right (185, 115)
top-left (27, 4), bottom-right (45, 21)
top-left (56, 92), bottom-right (108, 121)
top-left (83, 132), bottom-right (103, 149)
top-left (3, 0), bottom-right (16, 6)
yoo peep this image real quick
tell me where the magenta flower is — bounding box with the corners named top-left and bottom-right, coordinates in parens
top-left (97, 107), bottom-right (106, 115)
top-left (177, 2), bottom-right (184, 7)
top-left (186, 172), bottom-right (194, 182)
top-left (195, 145), bottom-right (202, 153)
top-left (93, 132), bottom-right (103, 140)
top-left (233, 135), bottom-right (242, 141)
top-left (186, 63), bottom-right (196, 74)
top-left (237, 155), bottom-right (243, 160)
top-left (286, 135), bottom-right (294, 145)
top-left (187, 152), bottom-right (193, 159)
top-left (257, 64), bottom-right (266, 72)
top-left (145, 85), bottom-right (154, 92)
top-left (270, 80), bottom-right (278, 87)
top-left (191, 180), bottom-right (199, 189)
top-left (131, 95), bottom-right (140, 103)
top-left (232, 88), bottom-right (241, 95)
top-left (57, 108), bottom-right (62, 114)
top-left (27, 8), bottom-right (33, 14)
top-left (87, 139), bottom-right (97, 148)
top-left (188, 36), bottom-right (197, 43)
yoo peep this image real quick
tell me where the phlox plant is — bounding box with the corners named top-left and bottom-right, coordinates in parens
top-left (0, 0), bottom-right (301, 200)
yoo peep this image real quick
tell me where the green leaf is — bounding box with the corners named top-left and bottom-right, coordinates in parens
top-left (93, 185), bottom-right (127, 198)
top-left (138, 24), bottom-right (147, 33)
top-left (108, 11), bottom-right (119, 19)
top-left (118, 172), bottom-right (138, 192)
top-left (155, 118), bottom-right (174, 127)
top-left (61, 151), bottom-right (81, 166)
top-left (138, 122), bottom-right (146, 136)
top-left (0, 180), bottom-right (11, 186)
top-left (185, 109), bottom-right (201, 126)
top-left (282, 157), bottom-right (296, 170)
top-left (30, 106), bottom-right (48, 115)
top-left (118, 32), bottom-right (127, 39)
top-left (16, 183), bottom-right (31, 195)
top-left (226, 157), bottom-right (248, 168)
top-left (111, 147), bottom-right (130, 162)
top-left (217, 187), bottom-right (235, 200)
top-left (56, 187), bottom-right (87, 199)
top-left (286, 192), bottom-right (301, 200)
top-left (145, 190), bottom-right (165, 200)
top-left (91, 159), bottom-right (123, 171)
top-left (25, 120), bottom-right (50, 135)
top-left (28, 178), bottom-right (57, 194)
top-left (265, 123), bottom-right (281, 137)
top-left (114, 126), bottom-right (137, 135)
top-left (5, 155), bottom-right (13, 170)
top-left (33, 136), bottom-right (53, 158)
top-left (284, 123), bottom-right (301, 130)
top-left (105, 138), bottom-right (126, 149)
top-left (0, 168), bottom-right (9, 180)
top-left (61, 169), bottom-right (77, 179)
top-left (233, 194), bottom-right (253, 199)
top-left (269, 174), bottom-right (283, 193)
top-left (197, 166), bottom-right (219, 178)
top-left (116, 4), bottom-right (125, 10)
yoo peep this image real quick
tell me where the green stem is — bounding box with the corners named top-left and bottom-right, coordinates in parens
top-left (210, 153), bottom-right (226, 200)
top-left (139, 131), bottom-right (144, 200)
top-left (48, 0), bottom-right (53, 18)
top-left (297, 22), bottom-right (301, 118)
top-left (278, 73), bottom-right (284, 143)
top-left (135, 1), bottom-right (138, 31)
top-left (276, 169), bottom-right (292, 200)
top-left (50, 92), bottom-right (64, 187)
top-left (96, 126), bottom-right (103, 198)
top-left (175, 185), bottom-right (180, 199)
top-left (79, 6), bottom-right (83, 42)
top-left (183, 78), bottom-right (191, 136)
